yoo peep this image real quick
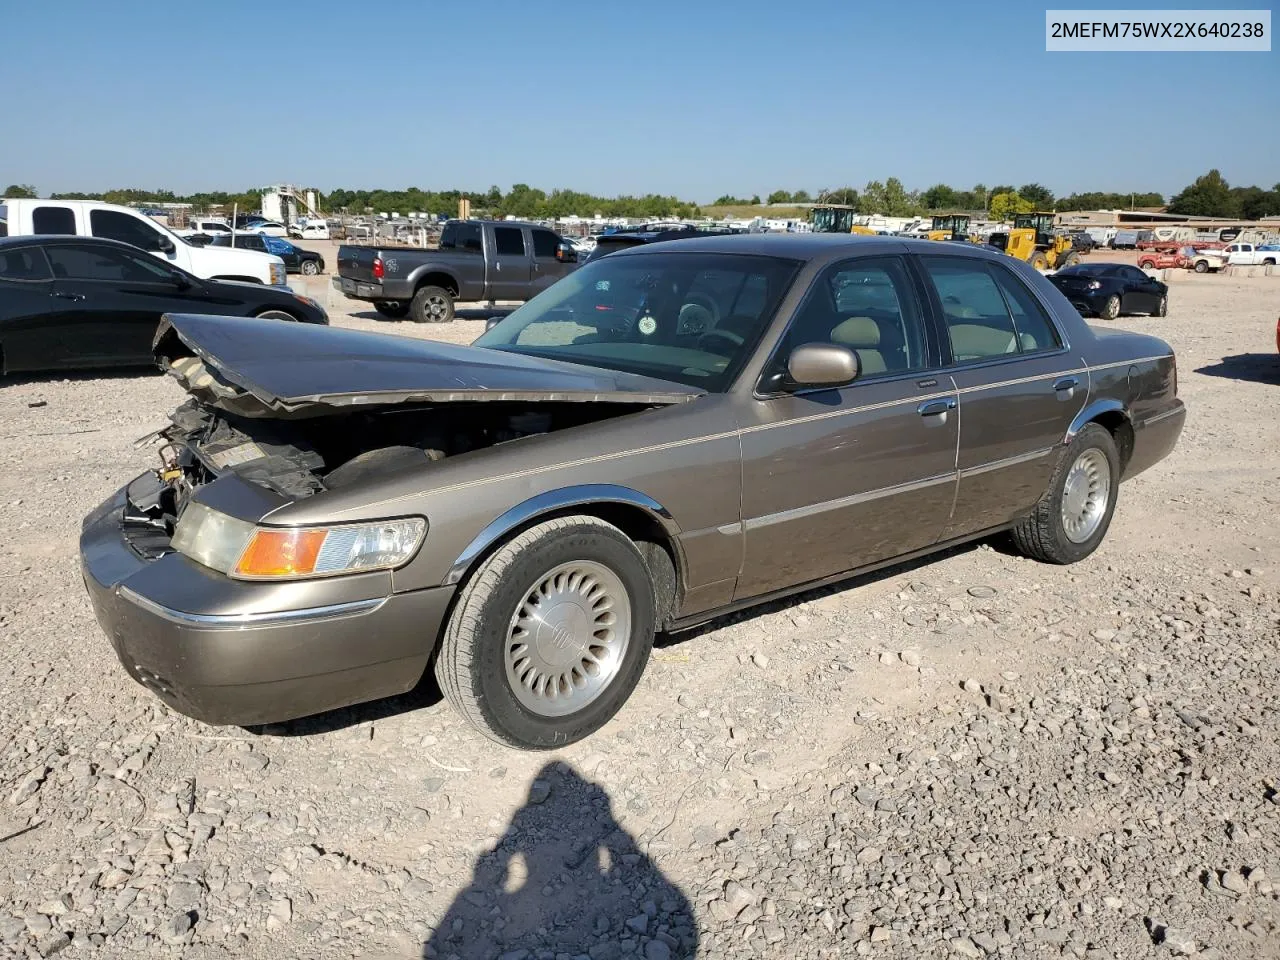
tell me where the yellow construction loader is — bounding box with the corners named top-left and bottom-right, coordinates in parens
top-left (926, 214), bottom-right (972, 242)
top-left (810, 204), bottom-right (876, 235)
top-left (990, 212), bottom-right (1077, 270)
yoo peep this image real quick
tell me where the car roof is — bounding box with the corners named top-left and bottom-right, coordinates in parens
top-left (0, 234), bottom-right (150, 254)
top-left (608, 233), bottom-right (1013, 263)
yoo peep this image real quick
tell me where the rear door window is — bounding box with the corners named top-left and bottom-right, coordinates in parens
top-left (89, 209), bottom-right (167, 252)
top-left (33, 206), bottom-right (77, 235)
top-left (47, 243), bottom-right (174, 283)
top-left (0, 246), bottom-right (52, 281)
top-left (493, 227), bottom-right (526, 256)
top-left (986, 263), bottom-right (1062, 352)
top-left (922, 257), bottom-right (1021, 362)
top-left (440, 221), bottom-right (483, 252)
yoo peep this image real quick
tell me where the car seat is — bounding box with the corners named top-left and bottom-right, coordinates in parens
top-left (829, 316), bottom-right (888, 375)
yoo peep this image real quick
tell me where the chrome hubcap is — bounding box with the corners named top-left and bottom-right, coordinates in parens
top-left (504, 561), bottom-right (631, 717)
top-left (1060, 448), bottom-right (1111, 543)
top-left (426, 296), bottom-right (447, 319)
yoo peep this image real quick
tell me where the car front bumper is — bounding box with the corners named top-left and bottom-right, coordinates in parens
top-left (80, 480), bottom-right (454, 726)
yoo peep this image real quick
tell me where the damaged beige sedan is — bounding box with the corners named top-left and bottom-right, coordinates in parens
top-left (81, 236), bottom-right (1184, 749)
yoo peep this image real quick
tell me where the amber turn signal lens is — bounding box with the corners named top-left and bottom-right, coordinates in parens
top-left (234, 529), bottom-right (328, 578)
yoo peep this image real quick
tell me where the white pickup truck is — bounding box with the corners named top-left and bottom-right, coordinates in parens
top-left (1223, 241), bottom-right (1279, 267)
top-left (0, 198), bottom-right (287, 285)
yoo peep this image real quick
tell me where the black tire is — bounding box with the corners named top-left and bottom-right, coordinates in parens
top-left (373, 301), bottom-right (410, 319)
top-left (1011, 423), bottom-right (1120, 565)
top-left (1030, 251), bottom-right (1049, 271)
top-left (435, 516), bottom-right (656, 749)
top-left (410, 285), bottom-right (455, 324)
top-left (1194, 260), bottom-right (1209, 274)
top-left (1100, 294), bottom-right (1120, 320)
top-left (254, 309), bottom-right (297, 322)
top-left (1153, 294), bottom-right (1168, 317)
top-left (300, 260), bottom-right (320, 276)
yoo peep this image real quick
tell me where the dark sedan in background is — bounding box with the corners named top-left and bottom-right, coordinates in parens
top-left (208, 233), bottom-right (326, 275)
top-left (0, 235), bottom-right (326, 375)
top-left (1048, 262), bottom-right (1168, 320)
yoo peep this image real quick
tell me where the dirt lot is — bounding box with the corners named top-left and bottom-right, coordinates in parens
top-left (0, 269), bottom-right (1278, 960)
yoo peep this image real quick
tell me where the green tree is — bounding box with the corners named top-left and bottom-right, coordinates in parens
top-left (816, 187), bottom-right (859, 208)
top-left (749, 195), bottom-right (761, 205)
top-left (766, 190), bottom-right (793, 204)
top-left (3, 183), bottom-right (37, 198)
top-left (989, 191), bottom-right (1033, 221)
top-left (922, 183), bottom-right (957, 210)
top-left (792, 189), bottom-right (812, 203)
top-left (881, 177), bottom-right (916, 217)
top-left (1167, 170), bottom-right (1238, 217)
top-left (862, 180), bottom-right (887, 213)
top-left (1018, 183), bottom-right (1054, 208)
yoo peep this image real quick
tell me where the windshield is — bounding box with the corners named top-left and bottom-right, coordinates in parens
top-left (474, 252), bottom-right (801, 391)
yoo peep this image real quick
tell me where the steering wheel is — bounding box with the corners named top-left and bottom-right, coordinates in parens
top-left (697, 329), bottom-right (745, 354)
top-left (677, 293), bottom-right (720, 335)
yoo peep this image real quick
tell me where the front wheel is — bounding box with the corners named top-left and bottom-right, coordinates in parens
top-left (1011, 423), bottom-right (1120, 565)
top-left (410, 285), bottom-right (455, 323)
top-left (1030, 251), bottom-right (1049, 271)
top-left (1099, 294), bottom-right (1121, 320)
top-left (435, 516), bottom-right (656, 749)
top-left (300, 260), bottom-right (320, 276)
top-left (1194, 260), bottom-right (1209, 274)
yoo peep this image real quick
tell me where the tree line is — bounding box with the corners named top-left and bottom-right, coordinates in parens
top-left (6, 170), bottom-right (1276, 220)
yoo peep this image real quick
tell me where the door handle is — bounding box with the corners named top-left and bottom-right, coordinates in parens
top-left (1053, 376), bottom-right (1079, 398)
top-left (54, 292), bottom-right (86, 302)
top-left (917, 398), bottom-right (957, 417)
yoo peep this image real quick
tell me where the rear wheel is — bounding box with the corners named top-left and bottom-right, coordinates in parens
top-left (1153, 294), bottom-right (1168, 317)
top-left (1029, 251), bottom-right (1049, 271)
top-left (410, 285), bottom-right (455, 323)
top-left (1011, 423), bottom-right (1119, 565)
top-left (1194, 260), bottom-right (1209, 274)
top-left (1100, 294), bottom-right (1121, 320)
top-left (373, 301), bottom-right (410, 319)
top-left (434, 516), bottom-right (656, 749)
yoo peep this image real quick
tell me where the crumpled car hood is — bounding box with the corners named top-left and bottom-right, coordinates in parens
top-left (153, 314), bottom-right (704, 418)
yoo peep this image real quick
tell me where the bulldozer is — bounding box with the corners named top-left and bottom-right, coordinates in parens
top-left (809, 204), bottom-right (877, 235)
top-left (988, 212), bottom-right (1077, 270)
top-left (926, 214), bottom-right (972, 242)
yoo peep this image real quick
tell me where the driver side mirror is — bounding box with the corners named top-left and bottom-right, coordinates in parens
top-left (157, 235), bottom-right (176, 254)
top-left (485, 315), bottom-right (504, 331)
top-left (556, 244), bottom-right (577, 263)
top-left (785, 343), bottom-right (860, 390)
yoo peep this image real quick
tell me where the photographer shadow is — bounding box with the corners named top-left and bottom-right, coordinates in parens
top-left (423, 762), bottom-right (698, 960)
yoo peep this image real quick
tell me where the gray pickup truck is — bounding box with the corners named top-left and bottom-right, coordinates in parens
top-left (334, 219), bottom-right (579, 323)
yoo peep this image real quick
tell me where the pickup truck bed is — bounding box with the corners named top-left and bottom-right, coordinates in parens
top-left (334, 219), bottom-right (578, 322)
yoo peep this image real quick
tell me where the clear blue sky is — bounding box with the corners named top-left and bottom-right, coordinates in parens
top-left (3, 0), bottom-right (1275, 202)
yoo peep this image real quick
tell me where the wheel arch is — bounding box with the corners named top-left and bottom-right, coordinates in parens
top-left (444, 485), bottom-right (686, 627)
top-left (411, 270), bottom-right (460, 297)
top-left (211, 275), bottom-right (262, 284)
top-left (1065, 399), bottom-right (1135, 472)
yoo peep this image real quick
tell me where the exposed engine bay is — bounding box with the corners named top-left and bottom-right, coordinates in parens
top-left (144, 397), bottom-right (655, 518)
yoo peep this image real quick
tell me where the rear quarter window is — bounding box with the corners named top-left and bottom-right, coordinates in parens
top-left (33, 206), bottom-right (77, 235)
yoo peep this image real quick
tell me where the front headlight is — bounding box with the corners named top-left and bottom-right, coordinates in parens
top-left (1087, 280), bottom-right (1102, 290)
top-left (171, 504), bottom-right (425, 580)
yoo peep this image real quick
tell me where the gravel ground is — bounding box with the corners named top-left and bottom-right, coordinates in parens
top-left (0, 273), bottom-right (1277, 960)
